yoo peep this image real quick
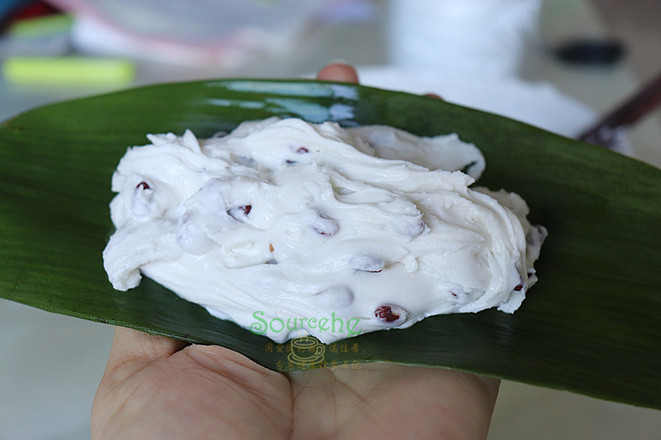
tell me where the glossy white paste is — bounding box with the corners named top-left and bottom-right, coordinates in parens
top-left (103, 117), bottom-right (546, 343)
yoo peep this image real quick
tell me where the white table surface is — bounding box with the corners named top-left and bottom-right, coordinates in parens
top-left (1, 1), bottom-right (659, 439)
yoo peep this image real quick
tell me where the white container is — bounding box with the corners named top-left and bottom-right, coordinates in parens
top-left (387, 0), bottom-right (541, 78)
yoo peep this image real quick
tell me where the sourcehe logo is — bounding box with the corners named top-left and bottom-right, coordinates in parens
top-left (250, 311), bottom-right (362, 338)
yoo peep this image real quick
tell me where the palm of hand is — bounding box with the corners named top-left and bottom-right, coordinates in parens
top-left (92, 329), bottom-right (498, 440)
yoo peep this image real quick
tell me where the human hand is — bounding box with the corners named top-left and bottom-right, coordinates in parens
top-left (91, 64), bottom-right (500, 440)
top-left (92, 327), bottom-right (498, 440)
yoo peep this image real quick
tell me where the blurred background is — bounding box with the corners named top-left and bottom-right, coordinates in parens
top-left (1, 0), bottom-right (660, 439)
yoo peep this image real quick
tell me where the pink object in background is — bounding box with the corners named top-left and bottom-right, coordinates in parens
top-left (46, 0), bottom-right (338, 66)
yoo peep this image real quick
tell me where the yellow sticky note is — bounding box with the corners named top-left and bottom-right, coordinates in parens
top-left (2, 57), bottom-right (135, 85)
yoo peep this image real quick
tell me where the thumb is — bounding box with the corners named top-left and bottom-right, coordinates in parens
top-left (105, 327), bottom-right (188, 372)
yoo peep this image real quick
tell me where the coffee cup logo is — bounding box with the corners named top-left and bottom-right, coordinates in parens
top-left (288, 336), bottom-right (325, 367)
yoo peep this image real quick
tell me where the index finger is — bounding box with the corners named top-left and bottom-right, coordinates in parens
top-left (316, 63), bottom-right (359, 83)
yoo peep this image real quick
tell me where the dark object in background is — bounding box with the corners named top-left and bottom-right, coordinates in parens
top-left (578, 70), bottom-right (661, 149)
top-left (0, 0), bottom-right (61, 32)
top-left (554, 38), bottom-right (625, 66)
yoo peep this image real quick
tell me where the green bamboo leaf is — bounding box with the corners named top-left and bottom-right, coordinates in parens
top-left (0, 79), bottom-right (659, 410)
